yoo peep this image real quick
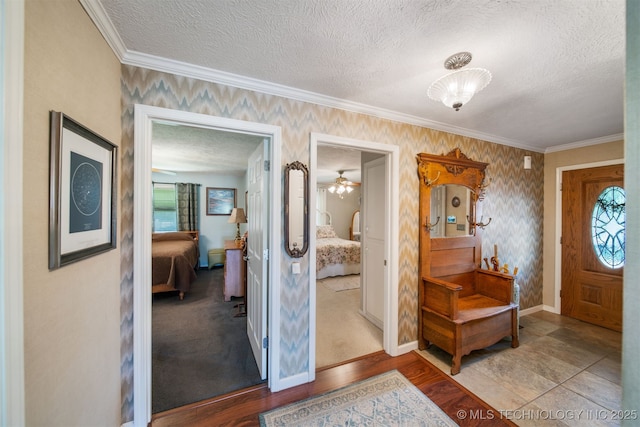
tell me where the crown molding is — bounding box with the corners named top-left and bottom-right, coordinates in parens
top-left (122, 50), bottom-right (550, 153)
top-left (82, 1), bottom-right (547, 153)
top-left (79, 0), bottom-right (126, 62)
top-left (544, 133), bottom-right (624, 153)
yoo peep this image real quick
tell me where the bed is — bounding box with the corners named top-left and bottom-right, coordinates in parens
top-left (152, 231), bottom-right (200, 300)
top-left (316, 225), bottom-right (361, 279)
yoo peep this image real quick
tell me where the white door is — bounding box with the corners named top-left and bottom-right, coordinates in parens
top-left (246, 140), bottom-right (269, 379)
top-left (362, 157), bottom-right (385, 329)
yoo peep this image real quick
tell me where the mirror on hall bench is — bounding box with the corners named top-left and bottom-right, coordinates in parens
top-left (429, 184), bottom-right (474, 237)
top-left (416, 147), bottom-right (489, 277)
top-left (284, 161), bottom-right (309, 258)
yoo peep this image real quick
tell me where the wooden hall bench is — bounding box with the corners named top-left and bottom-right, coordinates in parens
top-left (416, 148), bottom-right (519, 375)
top-left (421, 269), bottom-right (519, 375)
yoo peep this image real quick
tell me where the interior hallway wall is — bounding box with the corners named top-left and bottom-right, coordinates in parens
top-left (623, 0), bottom-right (640, 416)
top-left (119, 65), bottom-right (545, 421)
top-left (23, 0), bottom-right (122, 425)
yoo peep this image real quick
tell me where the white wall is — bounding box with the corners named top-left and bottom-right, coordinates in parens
top-left (152, 171), bottom-right (247, 266)
top-left (325, 187), bottom-right (360, 239)
top-left (623, 0), bottom-right (640, 417)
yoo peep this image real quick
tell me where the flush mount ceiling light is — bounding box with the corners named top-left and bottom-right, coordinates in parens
top-left (428, 52), bottom-right (492, 111)
top-left (327, 170), bottom-right (355, 199)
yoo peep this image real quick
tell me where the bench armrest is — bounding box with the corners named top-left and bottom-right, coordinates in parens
top-left (475, 269), bottom-right (514, 304)
top-left (422, 276), bottom-right (462, 319)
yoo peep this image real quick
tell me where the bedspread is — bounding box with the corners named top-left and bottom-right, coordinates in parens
top-left (316, 237), bottom-right (361, 272)
top-left (152, 232), bottom-right (199, 293)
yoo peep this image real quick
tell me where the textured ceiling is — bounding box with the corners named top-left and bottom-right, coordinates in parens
top-left (152, 123), bottom-right (262, 174)
top-left (152, 123), bottom-right (362, 183)
top-left (89, 0), bottom-right (625, 167)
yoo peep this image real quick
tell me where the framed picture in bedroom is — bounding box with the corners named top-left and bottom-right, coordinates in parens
top-left (48, 111), bottom-right (118, 269)
top-left (206, 187), bottom-right (236, 215)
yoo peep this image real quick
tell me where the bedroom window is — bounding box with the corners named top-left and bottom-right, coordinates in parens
top-left (153, 182), bottom-right (178, 232)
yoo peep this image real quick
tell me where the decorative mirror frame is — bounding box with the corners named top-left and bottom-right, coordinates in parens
top-left (284, 161), bottom-right (309, 258)
top-left (417, 148), bottom-right (489, 235)
top-left (416, 148), bottom-right (489, 278)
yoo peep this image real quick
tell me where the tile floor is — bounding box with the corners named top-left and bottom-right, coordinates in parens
top-left (418, 310), bottom-right (625, 426)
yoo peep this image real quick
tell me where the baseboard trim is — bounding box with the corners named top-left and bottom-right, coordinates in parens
top-left (277, 372), bottom-right (310, 391)
top-left (543, 304), bottom-right (560, 314)
top-left (397, 340), bottom-right (418, 355)
top-left (520, 305), bottom-right (544, 316)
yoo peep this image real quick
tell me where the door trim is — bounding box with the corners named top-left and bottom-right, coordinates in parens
top-left (308, 132), bottom-right (400, 381)
top-left (1, 0), bottom-right (26, 424)
top-left (553, 159), bottom-right (624, 313)
top-left (133, 105), bottom-right (282, 425)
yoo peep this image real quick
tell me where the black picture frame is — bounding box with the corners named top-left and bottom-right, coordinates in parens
top-left (49, 111), bottom-right (117, 269)
top-left (206, 187), bottom-right (236, 215)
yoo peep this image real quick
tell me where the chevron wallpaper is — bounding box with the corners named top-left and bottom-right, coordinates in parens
top-left (119, 65), bottom-right (544, 421)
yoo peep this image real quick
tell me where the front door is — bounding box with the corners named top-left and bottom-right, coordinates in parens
top-left (246, 141), bottom-right (268, 379)
top-left (561, 164), bottom-right (624, 331)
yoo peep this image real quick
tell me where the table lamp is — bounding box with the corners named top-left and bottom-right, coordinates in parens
top-left (228, 208), bottom-right (247, 242)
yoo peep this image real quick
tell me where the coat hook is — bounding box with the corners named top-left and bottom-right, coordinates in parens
top-left (424, 171), bottom-right (440, 187)
top-left (425, 215), bottom-right (440, 231)
top-left (466, 215), bottom-right (492, 229)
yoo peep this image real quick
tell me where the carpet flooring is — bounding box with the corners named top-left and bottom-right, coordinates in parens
top-left (316, 274), bottom-right (383, 368)
top-left (152, 267), bottom-right (264, 413)
top-left (317, 274), bottom-right (361, 292)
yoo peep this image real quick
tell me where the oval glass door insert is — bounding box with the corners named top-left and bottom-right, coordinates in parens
top-left (591, 186), bottom-right (625, 268)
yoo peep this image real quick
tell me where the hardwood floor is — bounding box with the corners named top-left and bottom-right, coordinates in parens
top-left (150, 350), bottom-right (516, 426)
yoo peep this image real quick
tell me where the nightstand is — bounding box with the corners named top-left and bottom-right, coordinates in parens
top-left (223, 240), bottom-right (245, 302)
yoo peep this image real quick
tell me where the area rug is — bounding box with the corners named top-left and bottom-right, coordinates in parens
top-left (259, 370), bottom-right (457, 426)
top-left (318, 274), bottom-right (360, 292)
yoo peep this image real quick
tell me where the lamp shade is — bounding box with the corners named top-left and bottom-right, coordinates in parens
top-left (228, 208), bottom-right (247, 224)
top-left (428, 68), bottom-right (492, 111)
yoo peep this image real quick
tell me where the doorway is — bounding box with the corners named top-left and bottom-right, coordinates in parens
top-left (150, 126), bottom-right (265, 412)
top-left (554, 159), bottom-right (624, 316)
top-left (309, 133), bottom-right (400, 380)
top-left (561, 164), bottom-right (624, 331)
top-left (133, 105), bottom-right (283, 425)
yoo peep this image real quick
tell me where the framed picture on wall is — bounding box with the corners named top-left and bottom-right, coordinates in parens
top-left (48, 111), bottom-right (118, 269)
top-left (206, 187), bottom-right (236, 215)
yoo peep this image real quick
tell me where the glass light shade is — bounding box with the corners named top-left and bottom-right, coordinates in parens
top-left (428, 68), bottom-right (492, 111)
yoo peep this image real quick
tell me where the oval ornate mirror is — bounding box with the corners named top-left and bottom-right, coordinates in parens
top-left (284, 161), bottom-right (309, 258)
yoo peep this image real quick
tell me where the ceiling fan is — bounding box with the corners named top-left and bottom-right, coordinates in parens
top-left (327, 170), bottom-right (359, 199)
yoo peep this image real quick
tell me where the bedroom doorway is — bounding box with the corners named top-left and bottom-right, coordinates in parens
top-left (133, 105), bottom-right (283, 424)
top-left (309, 133), bottom-right (399, 378)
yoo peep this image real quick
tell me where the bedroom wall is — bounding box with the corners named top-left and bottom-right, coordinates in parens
top-left (23, 0), bottom-right (122, 425)
top-left (119, 65), bottom-right (545, 421)
top-left (325, 187), bottom-right (360, 240)
top-left (152, 171), bottom-right (248, 267)
top-left (542, 140), bottom-right (624, 309)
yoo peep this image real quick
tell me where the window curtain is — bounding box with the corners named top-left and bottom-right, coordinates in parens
top-left (176, 183), bottom-right (199, 231)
